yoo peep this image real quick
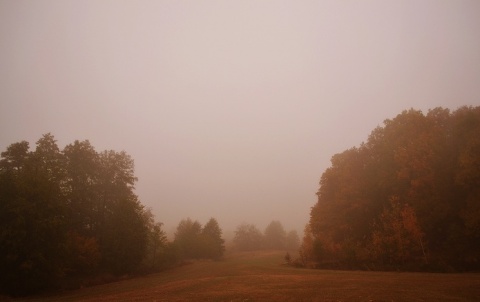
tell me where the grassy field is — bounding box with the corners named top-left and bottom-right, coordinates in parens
top-left (9, 251), bottom-right (480, 302)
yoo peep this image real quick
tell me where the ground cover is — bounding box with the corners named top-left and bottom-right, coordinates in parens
top-left (7, 250), bottom-right (480, 301)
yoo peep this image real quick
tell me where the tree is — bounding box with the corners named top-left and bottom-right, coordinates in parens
top-left (174, 218), bottom-right (203, 259)
top-left (0, 135), bottom-right (68, 295)
top-left (96, 150), bottom-right (147, 273)
top-left (285, 230), bottom-right (300, 251)
top-left (264, 220), bottom-right (286, 250)
top-left (63, 140), bottom-right (100, 237)
top-left (101, 195), bottom-right (148, 273)
top-left (371, 196), bottom-right (427, 267)
top-left (0, 134), bottom-right (168, 295)
top-left (233, 223), bottom-right (263, 251)
top-left (142, 209), bottom-right (168, 271)
top-left (0, 141), bottom-right (30, 172)
top-left (201, 218), bottom-right (225, 259)
top-left (308, 106), bottom-right (480, 270)
top-left (299, 224), bottom-right (315, 266)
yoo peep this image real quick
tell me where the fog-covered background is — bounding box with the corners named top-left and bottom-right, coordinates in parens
top-left (1, 0), bottom-right (479, 237)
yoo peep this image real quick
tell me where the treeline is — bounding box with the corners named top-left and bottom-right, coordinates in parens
top-left (0, 134), bottom-right (225, 296)
top-left (302, 106), bottom-right (480, 271)
top-left (173, 218), bottom-right (225, 260)
top-left (233, 221), bottom-right (300, 251)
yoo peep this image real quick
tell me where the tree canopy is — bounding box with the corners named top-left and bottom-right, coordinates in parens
top-left (307, 106), bottom-right (480, 271)
top-left (173, 218), bottom-right (225, 260)
top-left (0, 134), bottom-right (166, 295)
top-left (233, 221), bottom-right (297, 252)
top-left (264, 220), bottom-right (287, 250)
top-left (233, 223), bottom-right (264, 251)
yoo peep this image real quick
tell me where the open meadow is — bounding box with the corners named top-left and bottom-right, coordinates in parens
top-left (7, 250), bottom-right (480, 302)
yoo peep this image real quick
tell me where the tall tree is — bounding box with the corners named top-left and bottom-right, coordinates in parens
top-left (63, 140), bottom-right (100, 236)
top-left (0, 135), bottom-right (68, 295)
top-left (142, 209), bottom-right (168, 270)
top-left (96, 150), bottom-right (147, 273)
top-left (201, 218), bottom-right (225, 259)
top-left (174, 218), bottom-right (203, 259)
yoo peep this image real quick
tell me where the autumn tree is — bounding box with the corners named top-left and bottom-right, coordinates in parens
top-left (299, 224), bottom-right (315, 266)
top-left (307, 106), bottom-right (480, 271)
top-left (371, 196), bottom-right (427, 267)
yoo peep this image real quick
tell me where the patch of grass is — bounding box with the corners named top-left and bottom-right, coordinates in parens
top-left (10, 251), bottom-right (480, 301)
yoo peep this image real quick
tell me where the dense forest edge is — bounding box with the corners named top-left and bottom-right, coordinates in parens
top-left (1, 105), bottom-right (479, 296)
top-left (0, 134), bottom-right (299, 296)
top-left (300, 106), bottom-right (480, 272)
top-left (0, 134), bottom-right (228, 296)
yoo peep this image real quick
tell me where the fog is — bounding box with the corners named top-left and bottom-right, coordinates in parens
top-left (1, 0), bottom-right (479, 237)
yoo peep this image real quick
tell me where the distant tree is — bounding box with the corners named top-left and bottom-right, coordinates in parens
top-left (285, 230), bottom-right (300, 251)
top-left (264, 220), bottom-right (287, 249)
top-left (174, 218), bottom-right (203, 259)
top-left (201, 218), bottom-right (225, 260)
top-left (285, 252), bottom-right (291, 263)
top-left (233, 223), bottom-right (263, 251)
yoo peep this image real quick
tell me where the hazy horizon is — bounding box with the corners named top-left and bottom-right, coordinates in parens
top-left (1, 1), bottom-right (479, 236)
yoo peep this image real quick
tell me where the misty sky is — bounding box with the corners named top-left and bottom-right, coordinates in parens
top-left (1, 1), bottom-right (479, 236)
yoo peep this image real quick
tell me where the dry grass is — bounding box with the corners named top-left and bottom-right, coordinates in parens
top-left (9, 250), bottom-right (480, 302)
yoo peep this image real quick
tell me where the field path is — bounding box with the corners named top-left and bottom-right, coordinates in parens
top-left (17, 251), bottom-right (480, 301)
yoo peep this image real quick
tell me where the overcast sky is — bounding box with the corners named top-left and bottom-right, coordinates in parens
top-left (1, 0), bottom-right (479, 237)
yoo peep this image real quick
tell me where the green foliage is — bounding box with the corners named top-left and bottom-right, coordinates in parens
top-left (307, 106), bottom-right (480, 271)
